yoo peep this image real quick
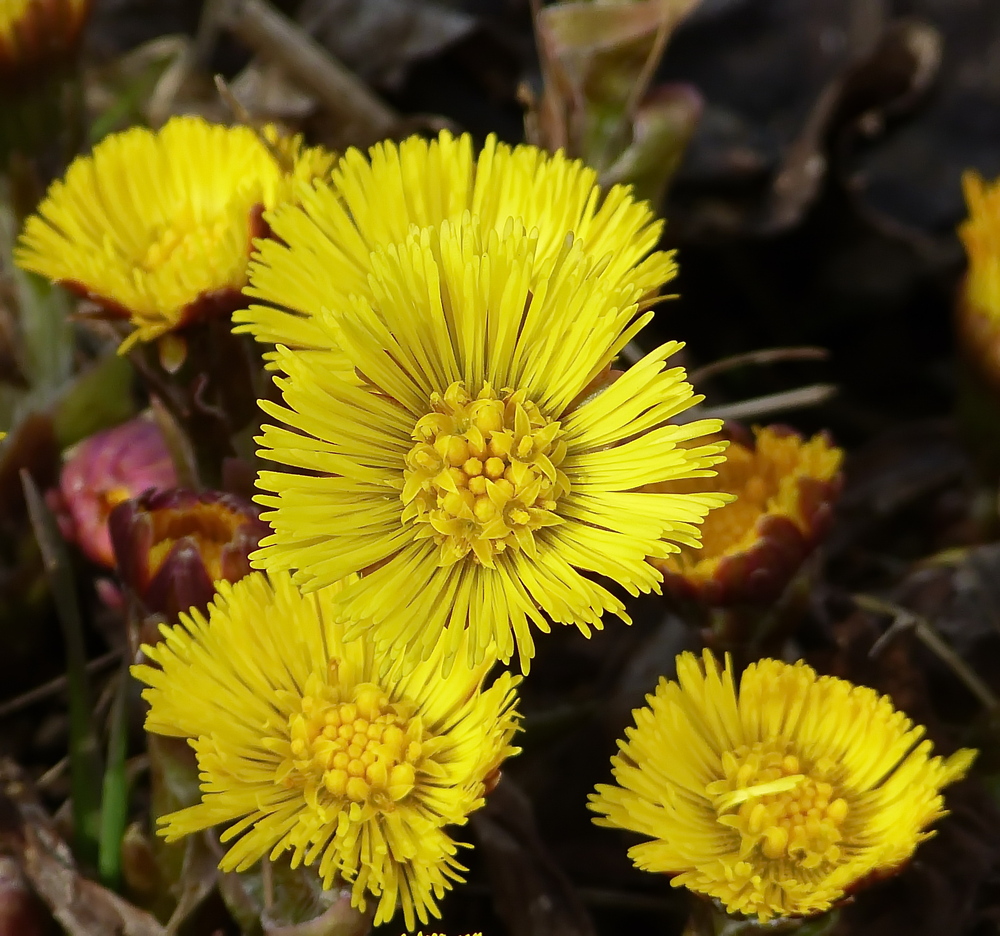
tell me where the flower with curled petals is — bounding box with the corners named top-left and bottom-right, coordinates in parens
top-left (132, 571), bottom-right (520, 931)
top-left (589, 650), bottom-right (975, 921)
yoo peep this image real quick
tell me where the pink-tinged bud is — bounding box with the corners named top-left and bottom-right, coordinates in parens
top-left (108, 488), bottom-right (268, 622)
top-left (46, 415), bottom-right (177, 568)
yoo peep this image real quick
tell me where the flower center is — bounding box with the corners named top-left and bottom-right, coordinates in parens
top-left (280, 681), bottom-right (421, 812)
top-left (401, 381), bottom-right (569, 567)
top-left (708, 742), bottom-right (849, 870)
top-left (142, 218), bottom-right (231, 272)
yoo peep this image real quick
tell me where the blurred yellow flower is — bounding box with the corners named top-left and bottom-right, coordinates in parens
top-left (960, 170), bottom-right (1000, 324)
top-left (649, 426), bottom-right (843, 605)
top-left (235, 129), bottom-right (677, 371)
top-left (252, 209), bottom-right (728, 672)
top-left (16, 116), bottom-right (333, 351)
top-left (132, 571), bottom-right (520, 931)
top-left (590, 651), bottom-right (975, 921)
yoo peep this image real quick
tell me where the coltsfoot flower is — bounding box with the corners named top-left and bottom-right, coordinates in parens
top-left (0, 0), bottom-right (90, 89)
top-left (252, 212), bottom-right (728, 672)
top-left (132, 571), bottom-right (520, 930)
top-left (649, 426), bottom-right (843, 605)
top-left (235, 129), bottom-right (677, 370)
top-left (16, 116), bottom-right (334, 351)
top-left (589, 650), bottom-right (975, 921)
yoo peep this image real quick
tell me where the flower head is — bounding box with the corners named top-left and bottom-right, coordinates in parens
top-left (132, 571), bottom-right (521, 931)
top-left (957, 170), bottom-right (1000, 391)
top-left (46, 415), bottom-right (177, 568)
top-left (251, 206), bottom-right (728, 672)
top-left (649, 426), bottom-right (843, 605)
top-left (15, 116), bottom-right (334, 351)
top-left (235, 130), bottom-right (677, 368)
top-left (0, 0), bottom-right (91, 89)
top-left (959, 170), bottom-right (1000, 323)
top-left (109, 488), bottom-right (268, 621)
top-left (589, 651), bottom-right (975, 921)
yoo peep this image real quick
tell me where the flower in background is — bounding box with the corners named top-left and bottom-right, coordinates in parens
top-left (252, 209), bottom-right (728, 672)
top-left (0, 0), bottom-right (91, 90)
top-left (46, 414), bottom-right (176, 568)
top-left (132, 571), bottom-right (521, 931)
top-left (648, 425), bottom-right (843, 606)
top-left (109, 488), bottom-right (268, 622)
top-left (589, 650), bottom-right (975, 921)
top-left (957, 170), bottom-right (1000, 389)
top-left (235, 129), bottom-right (677, 369)
top-left (15, 116), bottom-right (334, 352)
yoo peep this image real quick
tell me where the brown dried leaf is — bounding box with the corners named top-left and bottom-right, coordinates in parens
top-left (0, 759), bottom-right (167, 936)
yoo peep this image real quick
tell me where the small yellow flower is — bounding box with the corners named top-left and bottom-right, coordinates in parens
top-left (16, 116), bottom-right (334, 351)
top-left (957, 170), bottom-right (1000, 392)
top-left (235, 129), bottom-right (677, 370)
top-left (251, 207), bottom-right (728, 672)
top-left (649, 426), bottom-right (843, 605)
top-left (589, 650), bottom-right (975, 921)
top-left (0, 0), bottom-right (90, 86)
top-left (132, 571), bottom-right (520, 931)
top-left (960, 170), bottom-right (1000, 324)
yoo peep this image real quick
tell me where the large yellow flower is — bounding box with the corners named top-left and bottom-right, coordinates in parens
top-left (589, 651), bottom-right (975, 921)
top-left (132, 571), bottom-right (520, 931)
top-left (234, 130), bottom-right (677, 371)
top-left (251, 205), bottom-right (728, 672)
top-left (16, 116), bottom-right (334, 351)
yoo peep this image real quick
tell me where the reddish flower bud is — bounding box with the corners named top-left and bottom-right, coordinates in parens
top-left (46, 415), bottom-right (177, 568)
top-left (648, 425), bottom-right (843, 606)
top-left (0, 0), bottom-right (91, 92)
top-left (108, 488), bottom-right (268, 622)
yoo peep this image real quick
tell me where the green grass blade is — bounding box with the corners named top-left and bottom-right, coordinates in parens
top-left (20, 469), bottom-right (104, 869)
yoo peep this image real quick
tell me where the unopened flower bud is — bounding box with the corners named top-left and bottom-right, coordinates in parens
top-left (46, 415), bottom-right (177, 568)
top-left (648, 425), bottom-right (843, 606)
top-left (0, 0), bottom-right (91, 93)
top-left (109, 488), bottom-right (268, 622)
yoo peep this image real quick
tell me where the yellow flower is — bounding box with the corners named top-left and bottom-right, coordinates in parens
top-left (589, 650), bottom-right (975, 921)
top-left (132, 571), bottom-right (520, 931)
top-left (235, 130), bottom-right (677, 370)
top-left (251, 206), bottom-right (728, 672)
top-left (649, 426), bottom-right (843, 605)
top-left (0, 0), bottom-right (90, 86)
top-left (959, 170), bottom-right (1000, 324)
top-left (15, 116), bottom-right (334, 351)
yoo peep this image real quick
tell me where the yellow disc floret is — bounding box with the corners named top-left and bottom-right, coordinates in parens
top-left (282, 680), bottom-right (421, 808)
top-left (403, 382), bottom-right (568, 567)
